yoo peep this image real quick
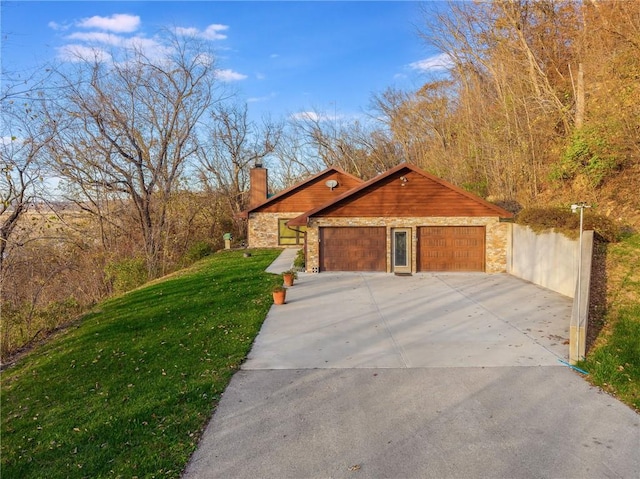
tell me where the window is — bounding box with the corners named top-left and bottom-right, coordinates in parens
top-left (278, 219), bottom-right (306, 245)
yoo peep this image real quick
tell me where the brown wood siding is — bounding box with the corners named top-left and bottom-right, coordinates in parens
top-left (257, 172), bottom-right (363, 213)
top-left (418, 226), bottom-right (485, 272)
top-left (320, 227), bottom-right (386, 272)
top-left (317, 171), bottom-right (500, 218)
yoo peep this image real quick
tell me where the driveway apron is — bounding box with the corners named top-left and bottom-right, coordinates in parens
top-left (183, 270), bottom-right (640, 479)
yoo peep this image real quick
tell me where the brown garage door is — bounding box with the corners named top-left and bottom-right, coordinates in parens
top-left (418, 226), bottom-right (485, 272)
top-left (320, 227), bottom-right (386, 272)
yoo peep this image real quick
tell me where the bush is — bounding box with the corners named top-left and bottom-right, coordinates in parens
top-left (516, 207), bottom-right (620, 242)
top-left (550, 129), bottom-right (621, 187)
top-left (293, 248), bottom-right (306, 270)
top-left (182, 240), bottom-right (214, 265)
top-left (1, 298), bottom-right (84, 361)
top-left (104, 257), bottom-right (148, 294)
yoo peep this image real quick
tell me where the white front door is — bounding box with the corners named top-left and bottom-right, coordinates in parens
top-left (392, 228), bottom-right (412, 274)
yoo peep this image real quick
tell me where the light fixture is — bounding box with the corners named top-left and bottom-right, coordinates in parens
top-left (325, 179), bottom-right (338, 190)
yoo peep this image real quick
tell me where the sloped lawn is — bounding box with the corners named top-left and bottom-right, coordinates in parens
top-left (1, 249), bottom-right (282, 478)
top-left (580, 234), bottom-right (640, 411)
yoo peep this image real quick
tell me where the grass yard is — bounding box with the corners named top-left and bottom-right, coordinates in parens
top-left (579, 233), bottom-right (640, 411)
top-left (1, 248), bottom-right (283, 478)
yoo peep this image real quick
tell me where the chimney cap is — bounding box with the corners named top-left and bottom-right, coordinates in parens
top-left (254, 161), bottom-right (263, 168)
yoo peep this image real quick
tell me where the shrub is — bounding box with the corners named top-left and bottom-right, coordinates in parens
top-left (550, 129), bottom-right (621, 187)
top-left (1, 298), bottom-right (84, 361)
top-left (104, 257), bottom-right (148, 294)
top-left (516, 207), bottom-right (620, 242)
top-left (293, 248), bottom-right (305, 270)
top-left (182, 240), bottom-right (214, 265)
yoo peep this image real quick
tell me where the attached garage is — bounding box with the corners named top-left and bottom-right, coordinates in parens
top-left (286, 163), bottom-right (514, 274)
top-left (320, 227), bottom-right (386, 271)
top-left (418, 226), bottom-right (485, 272)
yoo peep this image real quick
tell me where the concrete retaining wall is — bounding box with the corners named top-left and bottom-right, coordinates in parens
top-left (508, 224), bottom-right (594, 362)
top-left (508, 224), bottom-right (579, 298)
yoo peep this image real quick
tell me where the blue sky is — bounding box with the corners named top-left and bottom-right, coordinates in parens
top-left (2, 1), bottom-right (451, 121)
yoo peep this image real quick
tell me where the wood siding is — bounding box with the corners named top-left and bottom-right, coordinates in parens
top-left (256, 172), bottom-right (363, 214)
top-left (320, 227), bottom-right (386, 272)
top-left (418, 226), bottom-right (485, 272)
top-left (316, 170), bottom-right (501, 218)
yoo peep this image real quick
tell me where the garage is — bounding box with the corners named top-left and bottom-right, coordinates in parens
top-left (418, 226), bottom-right (485, 272)
top-left (320, 227), bottom-right (386, 271)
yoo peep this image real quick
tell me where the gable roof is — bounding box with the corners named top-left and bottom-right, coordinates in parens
top-left (239, 166), bottom-right (363, 219)
top-left (287, 162), bottom-right (514, 226)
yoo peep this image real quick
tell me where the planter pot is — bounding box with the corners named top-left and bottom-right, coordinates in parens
top-left (283, 273), bottom-right (294, 287)
top-left (272, 289), bottom-right (286, 305)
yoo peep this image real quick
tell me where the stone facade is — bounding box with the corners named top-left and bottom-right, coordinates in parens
top-left (305, 216), bottom-right (510, 274)
top-left (248, 212), bottom-right (306, 248)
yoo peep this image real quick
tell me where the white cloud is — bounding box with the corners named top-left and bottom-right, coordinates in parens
top-left (67, 32), bottom-right (124, 47)
top-left (57, 34), bottom-right (169, 63)
top-left (175, 24), bottom-right (228, 41)
top-left (290, 111), bottom-right (321, 122)
top-left (48, 21), bottom-right (70, 31)
top-left (57, 44), bottom-right (112, 63)
top-left (215, 69), bottom-right (247, 82)
top-left (174, 27), bottom-right (199, 37)
top-left (290, 110), bottom-right (343, 122)
top-left (194, 52), bottom-right (215, 67)
top-left (126, 36), bottom-right (166, 55)
top-left (77, 14), bottom-right (141, 33)
top-left (202, 24), bottom-right (228, 40)
top-left (409, 53), bottom-right (453, 72)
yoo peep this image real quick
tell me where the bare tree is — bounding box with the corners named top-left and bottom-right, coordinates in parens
top-left (198, 102), bottom-right (283, 233)
top-left (0, 99), bottom-right (54, 281)
top-left (45, 34), bottom-right (218, 277)
top-left (287, 109), bottom-right (401, 180)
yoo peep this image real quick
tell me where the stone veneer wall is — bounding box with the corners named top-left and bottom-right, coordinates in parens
top-left (305, 216), bottom-right (509, 274)
top-left (248, 212), bottom-right (306, 248)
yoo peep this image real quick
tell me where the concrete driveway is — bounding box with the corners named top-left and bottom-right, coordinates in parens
top-left (183, 270), bottom-right (640, 479)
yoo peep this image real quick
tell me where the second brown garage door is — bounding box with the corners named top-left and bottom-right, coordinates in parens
top-left (418, 226), bottom-right (485, 272)
top-left (320, 227), bottom-right (386, 272)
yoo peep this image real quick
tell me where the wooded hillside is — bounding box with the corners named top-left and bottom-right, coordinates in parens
top-left (374, 1), bottom-right (639, 224)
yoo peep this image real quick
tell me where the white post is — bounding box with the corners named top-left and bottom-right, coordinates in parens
top-left (570, 203), bottom-right (590, 363)
top-left (577, 206), bottom-right (583, 360)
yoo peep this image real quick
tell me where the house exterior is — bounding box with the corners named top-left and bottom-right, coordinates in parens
top-left (286, 163), bottom-right (514, 274)
top-left (240, 165), bottom-right (364, 248)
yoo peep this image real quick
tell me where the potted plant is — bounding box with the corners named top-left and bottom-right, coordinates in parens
top-left (272, 285), bottom-right (287, 305)
top-left (282, 269), bottom-right (297, 287)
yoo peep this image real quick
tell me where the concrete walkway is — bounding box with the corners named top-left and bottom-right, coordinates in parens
top-left (265, 247), bottom-right (299, 274)
top-left (183, 254), bottom-right (640, 479)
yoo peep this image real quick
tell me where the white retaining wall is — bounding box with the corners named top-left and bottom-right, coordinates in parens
top-left (508, 224), bottom-right (579, 298)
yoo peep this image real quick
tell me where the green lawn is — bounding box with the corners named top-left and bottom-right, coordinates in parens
top-left (1, 249), bottom-right (283, 478)
top-left (579, 234), bottom-right (640, 411)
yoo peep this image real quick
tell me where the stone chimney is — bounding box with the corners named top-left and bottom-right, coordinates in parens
top-left (249, 163), bottom-right (268, 208)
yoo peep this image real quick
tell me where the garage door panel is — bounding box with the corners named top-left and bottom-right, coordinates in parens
top-left (320, 227), bottom-right (386, 272)
top-left (418, 226), bottom-right (485, 272)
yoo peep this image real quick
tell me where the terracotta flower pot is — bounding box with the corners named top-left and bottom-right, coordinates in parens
top-left (283, 273), bottom-right (294, 287)
top-left (272, 288), bottom-right (286, 305)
